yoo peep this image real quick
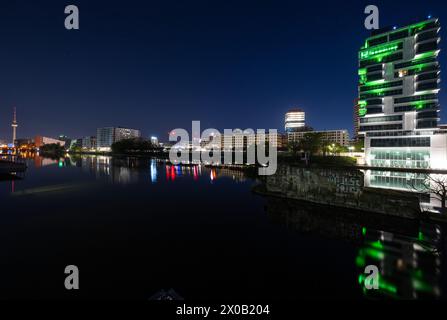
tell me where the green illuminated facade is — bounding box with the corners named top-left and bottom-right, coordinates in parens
top-left (357, 18), bottom-right (447, 169)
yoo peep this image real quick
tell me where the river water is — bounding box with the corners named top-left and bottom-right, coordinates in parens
top-left (0, 154), bottom-right (445, 300)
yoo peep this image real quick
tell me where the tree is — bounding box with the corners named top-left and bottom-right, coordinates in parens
top-left (299, 132), bottom-right (323, 155)
top-left (409, 174), bottom-right (447, 215)
top-left (288, 141), bottom-right (301, 156)
top-left (353, 138), bottom-right (365, 152)
top-left (39, 143), bottom-right (65, 157)
top-left (111, 138), bottom-right (156, 154)
top-left (325, 142), bottom-right (346, 155)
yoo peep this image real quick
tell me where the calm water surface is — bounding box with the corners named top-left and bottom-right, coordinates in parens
top-left (0, 155), bottom-right (445, 300)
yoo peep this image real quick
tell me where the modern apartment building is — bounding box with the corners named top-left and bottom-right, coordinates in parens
top-left (287, 130), bottom-right (350, 147)
top-left (285, 109), bottom-right (306, 133)
top-left (358, 17), bottom-right (447, 169)
top-left (34, 136), bottom-right (66, 148)
top-left (217, 131), bottom-right (286, 151)
top-left (96, 127), bottom-right (141, 151)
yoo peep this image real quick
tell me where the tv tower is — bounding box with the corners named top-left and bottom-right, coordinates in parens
top-left (11, 107), bottom-right (18, 145)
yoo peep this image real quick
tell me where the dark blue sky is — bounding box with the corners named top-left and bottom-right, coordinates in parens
top-left (0, 0), bottom-right (446, 141)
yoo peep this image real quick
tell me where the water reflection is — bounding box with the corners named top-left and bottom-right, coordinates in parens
top-left (357, 222), bottom-right (441, 299)
top-left (1, 154), bottom-right (446, 300)
top-left (364, 170), bottom-right (447, 214)
top-left (264, 197), bottom-right (444, 299)
top-left (28, 154), bottom-right (249, 186)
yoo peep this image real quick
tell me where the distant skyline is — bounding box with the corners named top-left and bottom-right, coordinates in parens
top-left (0, 0), bottom-right (446, 141)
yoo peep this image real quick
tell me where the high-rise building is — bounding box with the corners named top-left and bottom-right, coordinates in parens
top-left (285, 109), bottom-right (305, 133)
top-left (150, 136), bottom-right (159, 146)
top-left (96, 127), bottom-right (141, 151)
top-left (358, 17), bottom-right (447, 169)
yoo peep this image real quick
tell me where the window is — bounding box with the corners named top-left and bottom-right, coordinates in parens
top-left (367, 36), bottom-right (388, 47)
top-left (367, 65), bottom-right (383, 73)
top-left (389, 30), bottom-right (409, 41)
top-left (359, 124), bottom-right (402, 131)
top-left (411, 21), bottom-right (439, 35)
top-left (417, 111), bottom-right (438, 119)
top-left (370, 137), bottom-right (430, 147)
top-left (417, 30), bottom-right (439, 43)
top-left (366, 107), bottom-right (383, 114)
top-left (366, 98), bottom-right (383, 105)
top-left (394, 94), bottom-right (437, 104)
top-left (394, 57), bottom-right (437, 69)
top-left (359, 80), bottom-right (403, 92)
top-left (416, 41), bottom-right (438, 54)
top-left (360, 115), bottom-right (402, 123)
top-left (416, 81), bottom-right (439, 91)
top-left (366, 73), bottom-right (384, 82)
top-left (417, 120), bottom-right (438, 129)
top-left (394, 103), bottom-right (438, 112)
top-left (360, 89), bottom-right (402, 100)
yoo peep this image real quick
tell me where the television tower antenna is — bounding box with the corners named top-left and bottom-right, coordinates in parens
top-left (11, 107), bottom-right (18, 145)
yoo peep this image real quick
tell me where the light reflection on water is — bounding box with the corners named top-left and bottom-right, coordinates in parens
top-left (0, 154), bottom-right (446, 300)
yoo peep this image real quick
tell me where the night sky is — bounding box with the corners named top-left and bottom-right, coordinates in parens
top-left (0, 0), bottom-right (446, 142)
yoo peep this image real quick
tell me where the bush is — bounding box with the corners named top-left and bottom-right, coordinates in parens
top-left (111, 138), bottom-right (156, 154)
top-left (39, 143), bottom-right (65, 157)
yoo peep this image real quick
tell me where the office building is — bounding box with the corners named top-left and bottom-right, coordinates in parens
top-left (285, 109), bottom-right (306, 132)
top-left (219, 131), bottom-right (286, 150)
top-left (150, 136), bottom-right (159, 146)
top-left (96, 127), bottom-right (141, 151)
top-left (358, 17), bottom-right (447, 169)
top-left (287, 130), bottom-right (350, 147)
top-left (82, 136), bottom-right (97, 150)
top-left (34, 136), bottom-right (66, 148)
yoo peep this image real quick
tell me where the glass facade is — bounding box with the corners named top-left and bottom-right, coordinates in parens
top-left (370, 150), bottom-right (430, 168)
top-left (369, 171), bottom-right (428, 190)
top-left (370, 137), bottom-right (430, 147)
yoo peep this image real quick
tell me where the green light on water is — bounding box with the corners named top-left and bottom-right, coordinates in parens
top-left (362, 227), bottom-right (367, 236)
top-left (358, 274), bottom-right (398, 296)
top-left (369, 240), bottom-right (384, 250)
top-left (358, 248), bottom-right (384, 261)
top-left (355, 256), bottom-right (366, 268)
top-left (413, 279), bottom-right (433, 292)
top-left (418, 231), bottom-right (425, 241)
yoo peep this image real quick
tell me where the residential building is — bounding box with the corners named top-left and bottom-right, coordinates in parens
top-left (287, 130), bottom-right (350, 147)
top-left (82, 136), bottom-right (97, 150)
top-left (358, 17), bottom-right (447, 169)
top-left (96, 127), bottom-right (141, 151)
top-left (34, 136), bottom-right (66, 148)
top-left (219, 131), bottom-right (286, 150)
